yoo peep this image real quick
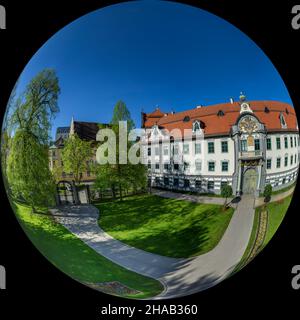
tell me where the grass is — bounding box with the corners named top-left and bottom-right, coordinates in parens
top-left (233, 194), bottom-right (292, 274)
top-left (270, 183), bottom-right (295, 196)
top-left (12, 201), bottom-right (163, 299)
top-left (96, 194), bottom-right (234, 258)
top-left (262, 195), bottom-right (292, 247)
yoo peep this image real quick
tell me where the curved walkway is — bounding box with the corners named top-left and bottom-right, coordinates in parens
top-left (50, 195), bottom-right (255, 299)
top-left (254, 186), bottom-right (294, 207)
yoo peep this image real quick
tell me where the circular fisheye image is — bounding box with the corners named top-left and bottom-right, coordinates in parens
top-left (1, 1), bottom-right (299, 299)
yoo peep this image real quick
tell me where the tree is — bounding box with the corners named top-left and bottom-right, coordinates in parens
top-left (263, 184), bottom-right (272, 203)
top-left (7, 131), bottom-right (56, 212)
top-left (9, 69), bottom-right (60, 145)
top-left (111, 100), bottom-right (135, 131)
top-left (95, 100), bottom-right (147, 200)
top-left (61, 134), bottom-right (93, 186)
top-left (5, 69), bottom-right (60, 211)
top-left (221, 184), bottom-right (233, 209)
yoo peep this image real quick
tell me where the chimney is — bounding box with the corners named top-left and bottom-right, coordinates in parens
top-left (196, 105), bottom-right (203, 109)
top-left (230, 98), bottom-right (234, 104)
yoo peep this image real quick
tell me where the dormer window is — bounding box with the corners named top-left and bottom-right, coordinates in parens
top-left (279, 112), bottom-right (287, 128)
top-left (217, 110), bottom-right (224, 116)
top-left (192, 120), bottom-right (201, 132)
top-left (286, 108), bottom-right (289, 115)
top-left (183, 116), bottom-right (190, 122)
top-left (264, 106), bottom-right (270, 113)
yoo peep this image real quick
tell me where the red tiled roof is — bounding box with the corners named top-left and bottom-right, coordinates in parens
top-left (142, 101), bottom-right (298, 136)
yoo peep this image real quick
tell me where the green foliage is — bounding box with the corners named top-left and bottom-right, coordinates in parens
top-left (61, 134), bottom-right (93, 185)
top-left (111, 100), bottom-right (135, 131)
top-left (95, 100), bottom-right (147, 199)
top-left (4, 69), bottom-right (60, 211)
top-left (7, 130), bottom-right (56, 210)
top-left (263, 184), bottom-right (272, 199)
top-left (221, 184), bottom-right (233, 208)
top-left (9, 69), bottom-right (60, 145)
top-left (221, 184), bottom-right (233, 199)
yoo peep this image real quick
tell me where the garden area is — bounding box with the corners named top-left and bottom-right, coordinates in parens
top-left (12, 200), bottom-right (163, 299)
top-left (96, 194), bottom-right (234, 258)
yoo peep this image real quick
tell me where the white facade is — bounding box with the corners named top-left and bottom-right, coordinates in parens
top-left (142, 102), bottom-right (300, 195)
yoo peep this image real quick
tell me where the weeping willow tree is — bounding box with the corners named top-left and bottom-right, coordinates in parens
top-left (6, 69), bottom-right (60, 212)
top-left (7, 131), bottom-right (56, 211)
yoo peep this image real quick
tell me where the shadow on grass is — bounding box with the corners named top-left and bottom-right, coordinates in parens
top-left (96, 195), bottom-right (234, 258)
top-left (9, 199), bottom-right (163, 299)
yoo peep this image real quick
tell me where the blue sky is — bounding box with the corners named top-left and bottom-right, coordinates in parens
top-left (12, 0), bottom-right (292, 139)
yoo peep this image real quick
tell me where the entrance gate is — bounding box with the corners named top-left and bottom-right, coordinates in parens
top-left (242, 168), bottom-right (258, 194)
top-left (57, 181), bottom-right (75, 205)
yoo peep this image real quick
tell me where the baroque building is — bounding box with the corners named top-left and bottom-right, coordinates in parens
top-left (141, 95), bottom-right (300, 196)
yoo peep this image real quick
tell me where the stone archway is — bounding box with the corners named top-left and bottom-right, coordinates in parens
top-left (242, 168), bottom-right (258, 195)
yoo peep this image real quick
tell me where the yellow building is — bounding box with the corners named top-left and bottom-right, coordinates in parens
top-left (49, 118), bottom-right (101, 184)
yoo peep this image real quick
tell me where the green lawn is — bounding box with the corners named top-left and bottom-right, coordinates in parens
top-left (232, 194), bottom-right (292, 274)
top-left (96, 195), bottom-right (234, 258)
top-left (262, 195), bottom-right (292, 247)
top-left (12, 201), bottom-right (163, 299)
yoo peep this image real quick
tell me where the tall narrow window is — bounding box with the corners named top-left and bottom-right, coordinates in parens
top-left (195, 143), bottom-right (201, 154)
top-left (195, 160), bottom-right (202, 172)
top-left (266, 138), bottom-right (271, 150)
top-left (208, 142), bottom-right (215, 154)
top-left (276, 137), bottom-right (281, 150)
top-left (285, 137), bottom-right (288, 148)
top-left (221, 161), bottom-right (229, 172)
top-left (284, 156), bottom-right (288, 167)
top-left (241, 140), bottom-right (247, 152)
top-left (276, 157), bottom-right (281, 168)
top-left (290, 136), bottom-right (293, 148)
top-left (208, 161), bottom-right (215, 172)
top-left (221, 141), bottom-right (228, 153)
top-left (267, 159), bottom-right (272, 169)
top-left (254, 139), bottom-right (260, 151)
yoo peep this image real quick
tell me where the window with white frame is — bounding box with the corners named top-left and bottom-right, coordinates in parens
top-left (195, 143), bottom-right (201, 154)
top-left (195, 160), bottom-right (202, 172)
top-left (221, 161), bottom-right (229, 172)
top-left (221, 141), bottom-right (228, 153)
top-left (267, 159), bottom-right (272, 169)
top-left (208, 161), bottom-right (215, 172)
top-left (280, 113), bottom-right (287, 128)
top-left (284, 136), bottom-right (288, 148)
top-left (276, 157), bottom-right (281, 168)
top-left (208, 142), bottom-right (215, 153)
top-left (284, 155), bottom-right (288, 167)
top-left (276, 137), bottom-right (281, 149)
top-left (193, 121), bottom-right (201, 132)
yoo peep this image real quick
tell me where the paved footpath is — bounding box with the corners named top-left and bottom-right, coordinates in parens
top-left (152, 189), bottom-right (234, 206)
top-left (254, 186), bottom-right (294, 207)
top-left (50, 195), bottom-right (255, 299)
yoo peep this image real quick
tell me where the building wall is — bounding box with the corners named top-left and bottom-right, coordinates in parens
top-left (49, 146), bottom-right (97, 183)
top-left (142, 131), bottom-right (300, 195)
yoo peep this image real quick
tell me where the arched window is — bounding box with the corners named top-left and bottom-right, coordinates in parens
top-left (193, 120), bottom-right (201, 132)
top-left (279, 112), bottom-right (287, 128)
